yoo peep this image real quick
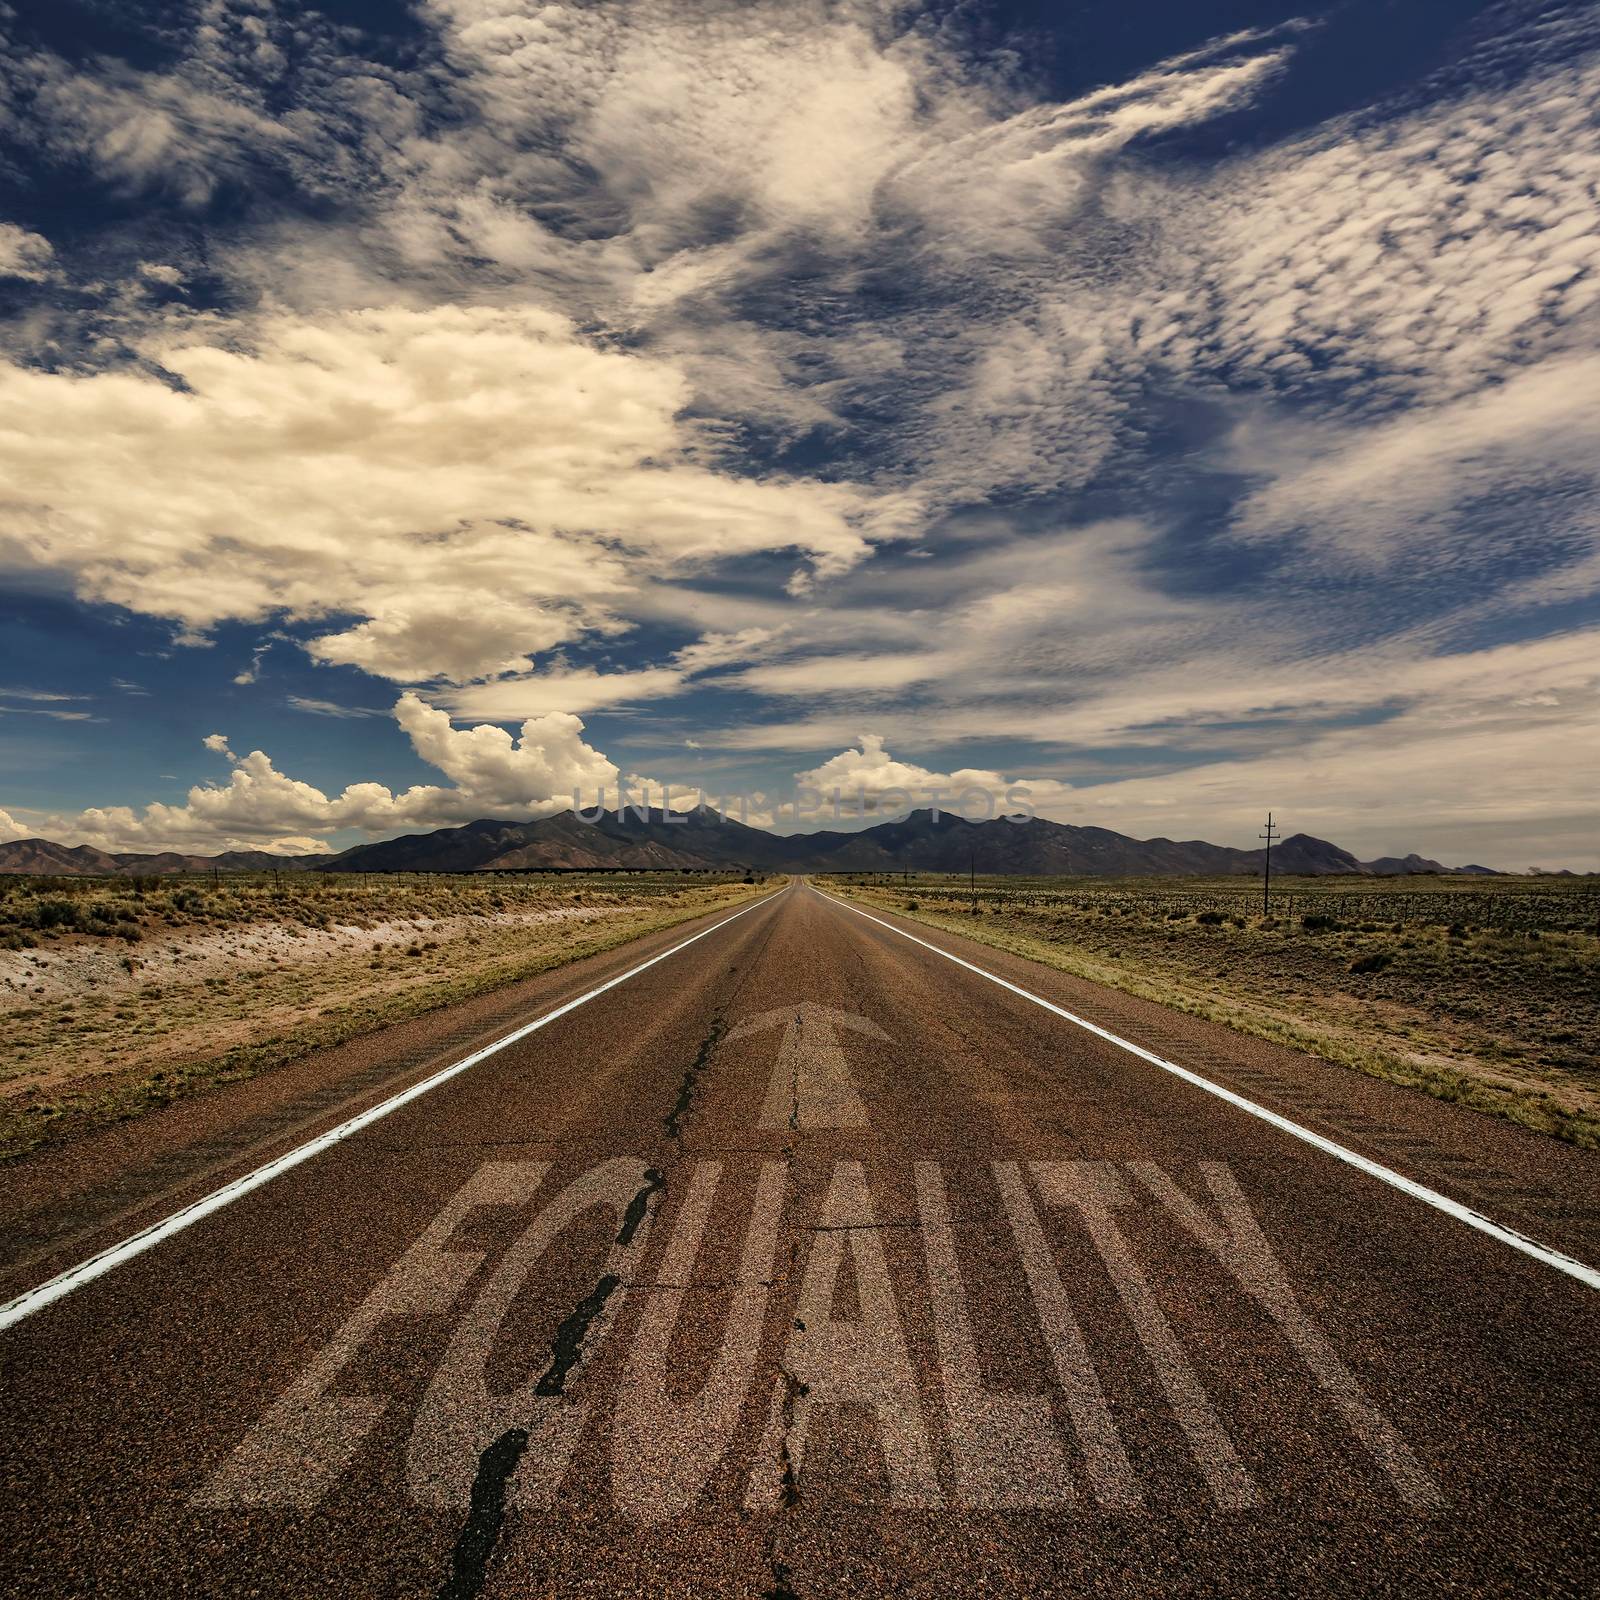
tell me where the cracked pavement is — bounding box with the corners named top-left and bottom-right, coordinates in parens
top-left (1, 880), bottom-right (1596, 1597)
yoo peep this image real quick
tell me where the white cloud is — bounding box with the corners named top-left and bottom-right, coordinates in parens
top-left (34, 693), bottom-right (628, 854)
top-left (391, 691), bottom-right (618, 812)
top-left (671, 628), bottom-right (781, 674)
top-left (0, 223), bottom-right (55, 282)
top-left (1229, 351), bottom-right (1600, 573)
top-left (795, 733), bottom-right (1071, 816)
top-left (0, 807), bottom-right (28, 843)
top-left (0, 305), bottom-right (898, 683)
top-left (4, 4), bottom-right (1599, 872)
top-left (286, 696), bottom-right (384, 719)
top-left (1068, 25), bottom-right (1600, 461)
top-left (1055, 636), bottom-right (1600, 870)
top-left (736, 652), bottom-right (945, 698)
top-left (438, 667), bottom-right (688, 720)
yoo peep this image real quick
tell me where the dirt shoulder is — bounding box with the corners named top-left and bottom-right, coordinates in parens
top-left (829, 874), bottom-right (1600, 1148)
top-left (0, 873), bottom-right (774, 1161)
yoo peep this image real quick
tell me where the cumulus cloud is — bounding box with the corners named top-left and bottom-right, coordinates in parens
top-left (796, 733), bottom-right (1070, 816)
top-left (35, 692), bottom-right (627, 853)
top-left (390, 691), bottom-right (619, 812)
top-left (0, 807), bottom-right (28, 843)
top-left (0, 305), bottom-right (898, 683)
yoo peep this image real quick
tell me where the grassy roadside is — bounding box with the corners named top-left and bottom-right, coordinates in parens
top-left (0, 874), bottom-right (778, 1161)
top-left (828, 875), bottom-right (1600, 1149)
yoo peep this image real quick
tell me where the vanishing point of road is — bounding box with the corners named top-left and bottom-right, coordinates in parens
top-left (2, 879), bottom-right (1596, 1597)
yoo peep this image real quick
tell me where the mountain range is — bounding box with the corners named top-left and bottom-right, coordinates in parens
top-left (0, 808), bottom-right (1504, 878)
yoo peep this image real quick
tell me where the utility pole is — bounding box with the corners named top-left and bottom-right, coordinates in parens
top-left (1259, 811), bottom-right (1280, 916)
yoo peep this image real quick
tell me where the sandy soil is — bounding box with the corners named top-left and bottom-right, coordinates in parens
top-left (0, 903), bottom-right (621, 1010)
top-left (0, 878), bottom-right (768, 1157)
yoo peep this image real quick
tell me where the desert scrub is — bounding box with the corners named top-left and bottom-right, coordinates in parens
top-left (0, 871), bottom-right (776, 1159)
top-left (830, 871), bottom-right (1600, 1147)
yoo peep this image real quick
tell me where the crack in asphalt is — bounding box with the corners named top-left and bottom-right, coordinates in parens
top-left (536, 1273), bottom-right (624, 1397)
top-left (434, 909), bottom-right (787, 1598)
top-left (434, 1160), bottom-right (674, 1599)
top-left (437, 1427), bottom-right (529, 1600)
top-left (665, 1016), bottom-right (727, 1142)
top-left (617, 1171), bottom-right (665, 1248)
top-left (787, 1012), bottom-right (802, 1138)
top-left (434, 1272), bottom-right (623, 1598)
top-left (774, 1360), bottom-right (810, 1511)
top-left (635, 1279), bottom-right (776, 1291)
top-left (808, 1221), bottom-right (922, 1232)
top-left (766, 1556), bottom-right (802, 1600)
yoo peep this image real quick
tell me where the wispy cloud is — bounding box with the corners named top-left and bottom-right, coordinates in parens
top-left (285, 696), bottom-right (385, 719)
top-left (0, 687), bottom-right (96, 721)
top-left (0, 1), bottom-right (1596, 863)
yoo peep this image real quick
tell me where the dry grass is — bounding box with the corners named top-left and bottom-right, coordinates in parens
top-left (0, 872), bottom-right (773, 1160)
top-left (831, 873), bottom-right (1600, 1148)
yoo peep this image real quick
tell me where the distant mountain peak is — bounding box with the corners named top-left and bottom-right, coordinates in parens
top-left (0, 811), bottom-right (1511, 878)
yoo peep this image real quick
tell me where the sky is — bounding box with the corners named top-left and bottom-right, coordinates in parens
top-left (0, 0), bottom-right (1597, 868)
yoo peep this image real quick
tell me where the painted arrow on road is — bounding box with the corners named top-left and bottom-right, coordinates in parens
top-left (728, 1001), bottom-right (888, 1129)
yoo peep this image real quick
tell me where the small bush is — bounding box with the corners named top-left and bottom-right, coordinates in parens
top-left (1349, 951), bottom-right (1392, 974)
top-left (31, 898), bottom-right (82, 930)
top-left (1195, 910), bottom-right (1226, 926)
top-left (1302, 914), bottom-right (1340, 932)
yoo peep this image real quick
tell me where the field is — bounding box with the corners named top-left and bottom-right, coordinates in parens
top-left (0, 871), bottom-right (772, 1161)
top-left (830, 872), bottom-right (1600, 1147)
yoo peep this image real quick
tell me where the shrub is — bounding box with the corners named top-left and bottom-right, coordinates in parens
top-left (30, 898), bottom-right (82, 930)
top-left (1349, 951), bottom-right (1392, 974)
top-left (1302, 914), bottom-right (1340, 932)
top-left (1195, 910), bottom-right (1226, 926)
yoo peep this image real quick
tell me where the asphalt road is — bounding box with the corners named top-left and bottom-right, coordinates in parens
top-left (2, 879), bottom-right (1596, 1598)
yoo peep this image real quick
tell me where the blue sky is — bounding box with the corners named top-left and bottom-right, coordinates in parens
top-left (1, 0), bottom-right (1597, 867)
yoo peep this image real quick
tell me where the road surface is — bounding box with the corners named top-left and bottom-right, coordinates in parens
top-left (2, 879), bottom-right (1596, 1597)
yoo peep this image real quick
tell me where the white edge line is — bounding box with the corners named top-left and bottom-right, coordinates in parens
top-left (815, 885), bottom-right (1600, 1293)
top-left (0, 887), bottom-right (786, 1333)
